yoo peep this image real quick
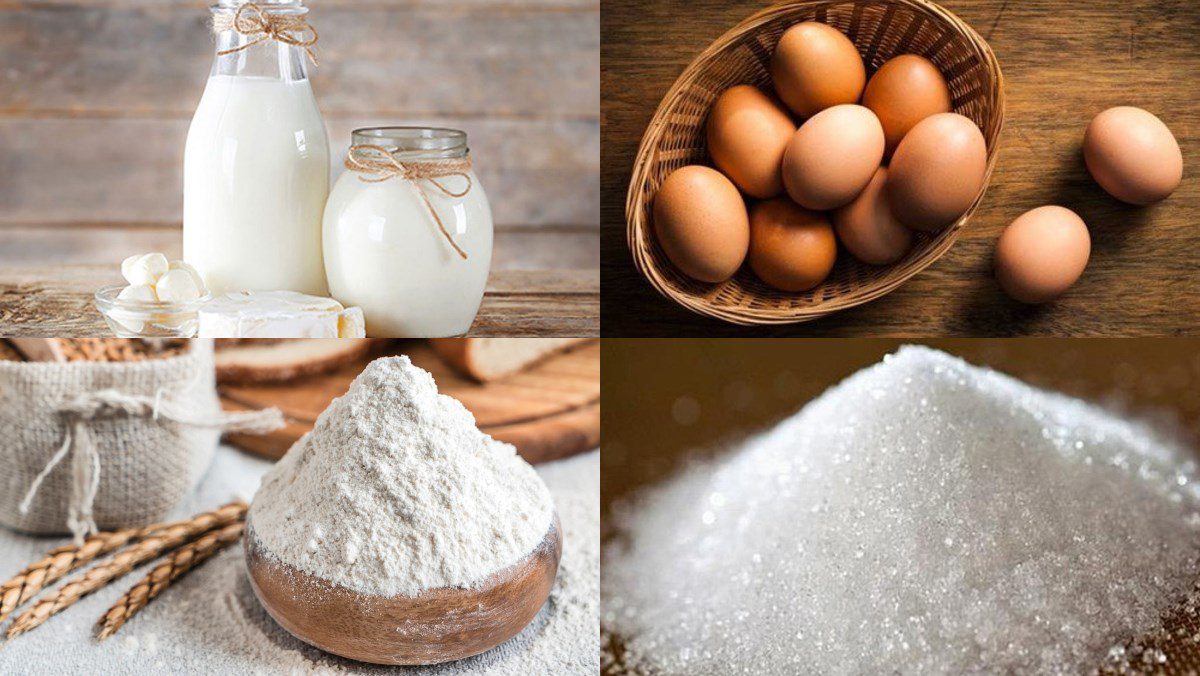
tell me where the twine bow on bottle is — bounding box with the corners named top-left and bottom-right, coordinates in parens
top-left (212, 2), bottom-right (319, 65)
top-left (345, 144), bottom-right (474, 260)
top-left (19, 390), bottom-right (285, 544)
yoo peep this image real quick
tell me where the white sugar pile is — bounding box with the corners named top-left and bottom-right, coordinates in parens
top-left (249, 355), bottom-right (554, 597)
top-left (603, 346), bottom-right (1200, 674)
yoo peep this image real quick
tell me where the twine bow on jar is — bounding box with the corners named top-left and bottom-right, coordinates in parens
top-left (212, 2), bottom-right (319, 64)
top-left (19, 390), bottom-right (284, 544)
top-left (345, 144), bottom-right (474, 260)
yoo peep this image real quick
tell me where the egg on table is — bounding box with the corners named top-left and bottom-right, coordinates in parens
top-left (706, 85), bottom-right (796, 198)
top-left (994, 205), bottom-right (1091, 304)
top-left (887, 112), bottom-right (987, 232)
top-left (862, 54), bottom-right (952, 157)
top-left (652, 165), bottom-right (750, 283)
top-left (1083, 106), bottom-right (1182, 205)
top-left (770, 22), bottom-right (865, 117)
top-left (781, 104), bottom-right (885, 210)
top-left (832, 167), bottom-right (913, 265)
top-left (748, 198), bottom-right (837, 292)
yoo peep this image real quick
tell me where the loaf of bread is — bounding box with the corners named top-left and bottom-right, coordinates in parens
top-left (0, 340), bottom-right (25, 361)
top-left (430, 338), bottom-right (589, 382)
top-left (5, 338), bottom-right (188, 362)
top-left (214, 338), bottom-right (374, 384)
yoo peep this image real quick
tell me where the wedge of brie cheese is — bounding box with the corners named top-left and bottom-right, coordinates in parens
top-left (198, 291), bottom-right (367, 338)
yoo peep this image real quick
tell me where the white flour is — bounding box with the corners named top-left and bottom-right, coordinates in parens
top-left (248, 356), bottom-right (554, 597)
top-left (0, 447), bottom-right (599, 675)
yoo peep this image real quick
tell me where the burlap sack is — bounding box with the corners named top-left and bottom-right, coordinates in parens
top-left (0, 340), bottom-right (280, 541)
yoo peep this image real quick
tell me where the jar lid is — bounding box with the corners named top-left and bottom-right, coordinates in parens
top-left (212, 0), bottom-right (308, 14)
top-left (352, 127), bottom-right (468, 160)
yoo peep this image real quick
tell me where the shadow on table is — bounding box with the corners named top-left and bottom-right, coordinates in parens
top-left (955, 143), bottom-right (1159, 336)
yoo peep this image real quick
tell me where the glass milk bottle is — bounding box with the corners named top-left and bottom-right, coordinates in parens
top-left (323, 128), bottom-right (493, 337)
top-left (183, 0), bottom-right (330, 296)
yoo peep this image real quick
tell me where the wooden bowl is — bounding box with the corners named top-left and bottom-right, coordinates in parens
top-left (626, 0), bottom-right (1005, 326)
top-left (244, 513), bottom-right (562, 665)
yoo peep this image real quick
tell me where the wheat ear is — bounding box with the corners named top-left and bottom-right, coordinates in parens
top-left (0, 513), bottom-right (197, 626)
top-left (96, 520), bottom-right (245, 640)
top-left (0, 528), bottom-right (140, 625)
top-left (5, 500), bottom-right (247, 639)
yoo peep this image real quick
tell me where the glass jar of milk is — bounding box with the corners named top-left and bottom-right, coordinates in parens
top-left (183, 0), bottom-right (329, 296)
top-left (323, 128), bottom-right (493, 337)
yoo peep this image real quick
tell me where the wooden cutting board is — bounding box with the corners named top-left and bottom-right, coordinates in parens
top-left (220, 340), bottom-right (600, 465)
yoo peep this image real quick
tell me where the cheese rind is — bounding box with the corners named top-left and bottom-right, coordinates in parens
top-left (197, 291), bottom-right (367, 339)
top-left (338, 306), bottom-right (367, 338)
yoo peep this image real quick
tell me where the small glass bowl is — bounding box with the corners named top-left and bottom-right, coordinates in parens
top-left (94, 285), bottom-right (211, 338)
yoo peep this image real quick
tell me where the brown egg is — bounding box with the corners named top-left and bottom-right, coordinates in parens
top-left (770, 22), bottom-right (866, 118)
top-left (653, 165), bottom-right (749, 283)
top-left (781, 104), bottom-right (884, 210)
top-left (706, 85), bottom-right (796, 199)
top-left (1083, 106), bottom-right (1183, 205)
top-left (832, 167), bottom-right (913, 265)
top-left (995, 206), bottom-right (1090, 304)
top-left (862, 54), bottom-right (952, 157)
top-left (748, 198), bottom-right (837, 292)
top-left (887, 112), bottom-right (987, 232)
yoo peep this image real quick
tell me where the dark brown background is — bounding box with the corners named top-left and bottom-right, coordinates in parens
top-left (601, 0), bottom-right (1200, 337)
top-left (601, 338), bottom-right (1200, 673)
top-left (602, 338), bottom-right (1200, 517)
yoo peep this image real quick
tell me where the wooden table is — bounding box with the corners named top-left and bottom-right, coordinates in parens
top-left (0, 266), bottom-right (599, 337)
top-left (601, 0), bottom-right (1200, 336)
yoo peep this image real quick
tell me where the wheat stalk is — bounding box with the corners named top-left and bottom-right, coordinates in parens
top-left (0, 528), bottom-right (139, 625)
top-left (96, 520), bottom-right (245, 640)
top-left (0, 513), bottom-right (198, 626)
top-left (4, 500), bottom-right (247, 639)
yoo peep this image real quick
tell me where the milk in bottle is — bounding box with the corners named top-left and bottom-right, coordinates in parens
top-left (183, 0), bottom-right (329, 295)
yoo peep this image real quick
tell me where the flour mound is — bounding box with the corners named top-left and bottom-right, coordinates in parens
top-left (603, 346), bottom-right (1200, 674)
top-left (249, 355), bottom-right (554, 597)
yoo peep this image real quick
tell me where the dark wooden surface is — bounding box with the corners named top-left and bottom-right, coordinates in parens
top-left (0, 266), bottom-right (599, 337)
top-left (601, 0), bottom-right (1200, 337)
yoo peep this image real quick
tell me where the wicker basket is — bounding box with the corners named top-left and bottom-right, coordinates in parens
top-left (626, 0), bottom-right (1004, 326)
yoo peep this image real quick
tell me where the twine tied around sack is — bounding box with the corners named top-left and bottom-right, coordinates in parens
top-left (345, 144), bottom-right (473, 260)
top-left (19, 390), bottom-right (285, 544)
top-left (212, 2), bottom-right (319, 65)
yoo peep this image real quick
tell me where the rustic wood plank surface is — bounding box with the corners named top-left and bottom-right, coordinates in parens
top-left (0, 266), bottom-right (599, 337)
top-left (601, 0), bottom-right (1200, 337)
top-left (0, 5), bottom-right (598, 118)
top-left (4, 0), bottom-right (593, 7)
top-left (0, 224), bottom-right (599, 270)
top-left (0, 117), bottom-right (598, 229)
